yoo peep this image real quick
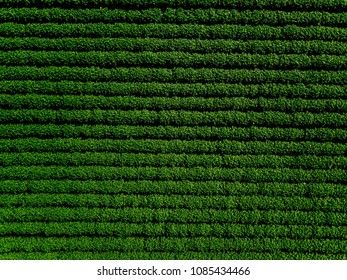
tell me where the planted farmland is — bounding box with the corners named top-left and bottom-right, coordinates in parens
top-left (2, 51), bottom-right (347, 70)
top-left (2, 153), bottom-right (347, 169)
top-left (2, 81), bottom-right (347, 99)
top-left (2, 67), bottom-right (347, 84)
top-left (2, 38), bottom-right (347, 55)
top-left (0, 0), bottom-right (346, 260)
top-left (1, 139), bottom-right (346, 155)
top-left (2, 96), bottom-right (347, 112)
top-left (1, 23), bottom-right (347, 41)
top-left (2, 125), bottom-right (347, 142)
top-left (2, 8), bottom-right (347, 27)
top-left (1, 0), bottom-right (346, 11)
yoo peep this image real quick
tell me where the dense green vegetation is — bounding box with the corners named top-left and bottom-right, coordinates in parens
top-left (0, 0), bottom-right (346, 260)
top-left (2, 51), bottom-right (347, 70)
top-left (1, 181), bottom-right (346, 197)
top-left (2, 67), bottom-right (347, 84)
top-left (2, 96), bottom-right (347, 112)
top-left (1, 207), bottom-right (346, 225)
top-left (1, 139), bottom-right (346, 154)
top-left (1, 23), bottom-right (346, 41)
top-left (0, 0), bottom-right (345, 11)
top-left (2, 38), bottom-right (347, 54)
top-left (2, 222), bottom-right (347, 239)
top-left (1, 252), bottom-right (346, 260)
top-left (1, 81), bottom-right (346, 98)
top-left (0, 237), bottom-right (346, 254)
top-left (1, 109), bottom-right (347, 128)
top-left (0, 166), bottom-right (346, 182)
top-left (2, 153), bottom-right (347, 169)
top-left (1, 125), bottom-right (346, 142)
top-left (0, 193), bottom-right (347, 211)
top-left (1, 8), bottom-right (346, 26)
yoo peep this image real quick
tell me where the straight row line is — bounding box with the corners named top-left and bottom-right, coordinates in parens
top-left (2, 38), bottom-right (346, 54)
top-left (1, 8), bottom-right (346, 27)
top-left (0, 23), bottom-right (346, 41)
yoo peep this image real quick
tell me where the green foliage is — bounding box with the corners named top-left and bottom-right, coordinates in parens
top-left (1, 81), bottom-right (346, 99)
top-left (0, 166), bottom-right (346, 182)
top-left (1, 252), bottom-right (346, 260)
top-left (1, 180), bottom-right (346, 197)
top-left (1, 153), bottom-right (347, 169)
top-left (1, 8), bottom-right (346, 26)
top-left (1, 207), bottom-right (346, 225)
top-left (0, 139), bottom-right (345, 154)
top-left (1, 95), bottom-right (347, 112)
top-left (1, 109), bottom-right (346, 127)
top-left (2, 38), bottom-right (346, 54)
top-left (1, 51), bottom-right (347, 70)
top-left (1, 23), bottom-right (346, 41)
top-left (0, 0), bottom-right (346, 11)
top-left (1, 223), bottom-right (347, 240)
top-left (0, 125), bottom-right (347, 142)
top-left (0, 236), bottom-right (346, 254)
top-left (0, 251), bottom-right (347, 260)
top-left (1, 0), bottom-right (346, 260)
top-left (0, 193), bottom-right (346, 211)
top-left (1, 67), bottom-right (347, 84)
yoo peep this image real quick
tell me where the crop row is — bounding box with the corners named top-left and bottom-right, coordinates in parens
top-left (0, 23), bottom-right (346, 41)
top-left (2, 51), bottom-right (347, 70)
top-left (0, 152), bottom-right (347, 169)
top-left (2, 252), bottom-right (345, 260)
top-left (1, 81), bottom-right (346, 99)
top-left (1, 67), bottom-right (346, 84)
top-left (0, 0), bottom-right (344, 11)
top-left (1, 252), bottom-right (345, 260)
top-left (1, 139), bottom-right (346, 155)
top-left (0, 193), bottom-right (346, 211)
top-left (1, 95), bottom-right (347, 112)
top-left (2, 125), bottom-right (346, 142)
top-left (1, 8), bottom-right (346, 26)
top-left (2, 222), bottom-right (347, 239)
top-left (1, 207), bottom-right (346, 225)
top-left (2, 38), bottom-right (346, 55)
top-left (1, 180), bottom-right (346, 197)
top-left (1, 237), bottom-right (346, 254)
top-left (1, 153), bottom-right (347, 170)
top-left (0, 166), bottom-right (346, 182)
top-left (1, 109), bottom-right (346, 128)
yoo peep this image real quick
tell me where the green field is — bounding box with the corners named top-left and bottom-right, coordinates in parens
top-left (0, 0), bottom-right (347, 260)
